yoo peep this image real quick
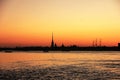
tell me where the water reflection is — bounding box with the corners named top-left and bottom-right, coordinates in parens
top-left (0, 51), bottom-right (120, 80)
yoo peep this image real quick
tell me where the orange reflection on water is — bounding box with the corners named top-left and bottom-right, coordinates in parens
top-left (0, 52), bottom-right (120, 69)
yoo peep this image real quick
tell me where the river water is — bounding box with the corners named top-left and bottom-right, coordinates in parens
top-left (0, 51), bottom-right (120, 80)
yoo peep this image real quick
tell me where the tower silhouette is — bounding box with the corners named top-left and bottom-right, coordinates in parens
top-left (99, 39), bottom-right (102, 47)
top-left (51, 33), bottom-right (55, 48)
top-left (93, 40), bottom-right (95, 47)
top-left (95, 39), bottom-right (97, 47)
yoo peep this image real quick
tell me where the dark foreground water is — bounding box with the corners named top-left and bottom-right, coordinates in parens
top-left (0, 51), bottom-right (120, 80)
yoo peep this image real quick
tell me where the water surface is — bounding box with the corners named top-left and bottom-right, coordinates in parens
top-left (0, 51), bottom-right (120, 80)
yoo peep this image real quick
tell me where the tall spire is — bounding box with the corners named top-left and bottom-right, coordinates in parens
top-left (95, 39), bottom-right (97, 47)
top-left (93, 40), bottom-right (95, 47)
top-left (52, 32), bottom-right (53, 42)
top-left (51, 33), bottom-right (54, 48)
top-left (99, 39), bottom-right (102, 47)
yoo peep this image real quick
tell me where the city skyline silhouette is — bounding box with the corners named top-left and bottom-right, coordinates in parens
top-left (0, 1), bottom-right (120, 80)
top-left (0, 33), bottom-right (120, 52)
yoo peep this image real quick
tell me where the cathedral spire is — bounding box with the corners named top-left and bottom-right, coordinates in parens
top-left (52, 32), bottom-right (53, 42)
top-left (51, 33), bottom-right (54, 48)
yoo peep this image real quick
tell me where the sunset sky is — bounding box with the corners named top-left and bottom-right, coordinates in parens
top-left (0, 0), bottom-right (120, 47)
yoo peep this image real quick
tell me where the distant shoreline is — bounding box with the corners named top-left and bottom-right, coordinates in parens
top-left (1, 46), bottom-right (120, 53)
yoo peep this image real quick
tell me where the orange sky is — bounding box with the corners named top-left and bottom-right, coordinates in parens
top-left (0, 0), bottom-right (120, 47)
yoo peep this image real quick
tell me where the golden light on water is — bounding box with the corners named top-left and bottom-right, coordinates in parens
top-left (0, 52), bottom-right (120, 65)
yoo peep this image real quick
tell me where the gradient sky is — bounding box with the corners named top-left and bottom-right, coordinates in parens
top-left (0, 0), bottom-right (120, 47)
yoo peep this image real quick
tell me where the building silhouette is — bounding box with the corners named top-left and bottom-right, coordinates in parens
top-left (99, 39), bottom-right (102, 47)
top-left (93, 39), bottom-right (102, 47)
top-left (118, 43), bottom-right (120, 48)
top-left (51, 33), bottom-right (55, 48)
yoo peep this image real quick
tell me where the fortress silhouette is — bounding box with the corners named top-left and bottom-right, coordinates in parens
top-left (0, 34), bottom-right (120, 52)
